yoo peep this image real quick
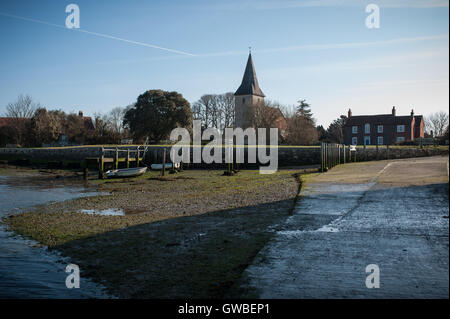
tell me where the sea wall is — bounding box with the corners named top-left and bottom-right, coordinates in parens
top-left (0, 145), bottom-right (447, 168)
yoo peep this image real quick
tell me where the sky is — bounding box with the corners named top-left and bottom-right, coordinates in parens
top-left (0, 0), bottom-right (448, 127)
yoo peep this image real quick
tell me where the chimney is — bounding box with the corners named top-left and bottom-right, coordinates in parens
top-left (410, 109), bottom-right (414, 116)
top-left (348, 108), bottom-right (352, 117)
top-left (78, 111), bottom-right (83, 117)
top-left (392, 106), bottom-right (396, 116)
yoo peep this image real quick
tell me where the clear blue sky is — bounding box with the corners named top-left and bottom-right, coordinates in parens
top-left (0, 0), bottom-right (448, 127)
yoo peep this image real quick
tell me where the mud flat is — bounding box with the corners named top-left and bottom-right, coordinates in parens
top-left (3, 168), bottom-right (308, 298)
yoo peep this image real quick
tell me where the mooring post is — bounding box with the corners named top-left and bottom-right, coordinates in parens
top-left (162, 148), bottom-right (166, 176)
top-left (98, 147), bottom-right (104, 179)
top-left (115, 147), bottom-right (119, 169)
top-left (136, 147), bottom-right (140, 167)
top-left (82, 159), bottom-right (88, 180)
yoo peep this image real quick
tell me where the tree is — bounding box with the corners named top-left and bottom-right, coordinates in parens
top-left (5, 94), bottom-right (39, 118)
top-left (109, 107), bottom-right (125, 136)
top-left (124, 90), bottom-right (192, 143)
top-left (317, 125), bottom-right (328, 142)
top-left (64, 113), bottom-right (87, 144)
top-left (284, 99), bottom-right (318, 145)
top-left (326, 115), bottom-right (347, 143)
top-left (28, 108), bottom-right (65, 146)
top-left (285, 115), bottom-right (318, 145)
top-left (192, 93), bottom-right (235, 130)
top-left (296, 99), bottom-right (313, 120)
top-left (425, 111), bottom-right (449, 137)
top-left (4, 94), bottom-right (41, 145)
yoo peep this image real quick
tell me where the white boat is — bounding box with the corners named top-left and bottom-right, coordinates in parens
top-left (105, 167), bottom-right (147, 178)
top-left (150, 163), bottom-right (180, 170)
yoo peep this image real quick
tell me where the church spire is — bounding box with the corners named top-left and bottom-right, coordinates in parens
top-left (234, 52), bottom-right (265, 97)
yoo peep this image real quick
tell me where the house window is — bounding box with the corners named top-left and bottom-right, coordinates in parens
top-left (378, 125), bottom-right (383, 133)
top-left (365, 123), bottom-right (370, 134)
top-left (352, 137), bottom-right (357, 145)
top-left (377, 136), bottom-right (383, 145)
top-left (396, 136), bottom-right (405, 143)
top-left (364, 136), bottom-right (370, 145)
top-left (397, 125), bottom-right (405, 132)
top-left (352, 126), bottom-right (358, 134)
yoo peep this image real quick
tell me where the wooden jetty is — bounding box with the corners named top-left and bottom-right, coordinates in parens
top-left (84, 146), bottom-right (146, 179)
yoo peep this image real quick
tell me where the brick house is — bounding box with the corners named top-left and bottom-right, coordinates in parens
top-left (343, 107), bottom-right (424, 145)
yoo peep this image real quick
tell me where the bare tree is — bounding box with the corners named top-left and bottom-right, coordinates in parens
top-left (4, 94), bottom-right (40, 145)
top-left (192, 93), bottom-right (235, 130)
top-left (109, 107), bottom-right (125, 135)
top-left (425, 111), bottom-right (449, 137)
top-left (6, 94), bottom-right (40, 118)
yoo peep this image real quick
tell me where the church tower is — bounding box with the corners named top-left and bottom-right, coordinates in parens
top-left (234, 52), bottom-right (265, 128)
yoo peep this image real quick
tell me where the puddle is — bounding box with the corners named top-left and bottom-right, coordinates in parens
top-left (79, 208), bottom-right (125, 216)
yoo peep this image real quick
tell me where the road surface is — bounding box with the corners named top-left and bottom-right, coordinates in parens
top-left (239, 156), bottom-right (449, 298)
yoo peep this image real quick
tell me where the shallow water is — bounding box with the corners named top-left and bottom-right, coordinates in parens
top-left (0, 174), bottom-right (111, 298)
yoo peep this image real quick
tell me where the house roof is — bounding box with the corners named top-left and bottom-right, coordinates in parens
top-left (345, 114), bottom-right (419, 127)
top-left (0, 117), bottom-right (29, 127)
top-left (82, 116), bottom-right (95, 131)
top-left (234, 53), bottom-right (265, 97)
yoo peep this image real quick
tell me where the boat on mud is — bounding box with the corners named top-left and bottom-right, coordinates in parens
top-left (150, 163), bottom-right (180, 170)
top-left (105, 167), bottom-right (147, 178)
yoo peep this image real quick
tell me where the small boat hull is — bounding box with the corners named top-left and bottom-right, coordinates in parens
top-left (105, 167), bottom-right (147, 178)
top-left (150, 163), bottom-right (180, 170)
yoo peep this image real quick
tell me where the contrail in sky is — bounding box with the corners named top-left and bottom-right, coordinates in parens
top-left (0, 11), bottom-right (196, 56)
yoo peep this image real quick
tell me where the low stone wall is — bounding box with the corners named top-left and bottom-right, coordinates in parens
top-left (350, 146), bottom-right (449, 162)
top-left (0, 145), bottom-right (447, 168)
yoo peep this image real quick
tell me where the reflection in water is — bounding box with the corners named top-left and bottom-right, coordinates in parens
top-left (0, 175), bottom-right (111, 298)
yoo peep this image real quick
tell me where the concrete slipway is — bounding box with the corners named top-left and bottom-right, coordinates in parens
top-left (239, 156), bottom-right (449, 298)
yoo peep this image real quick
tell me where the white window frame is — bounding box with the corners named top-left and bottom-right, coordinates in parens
top-left (377, 125), bottom-right (383, 133)
top-left (352, 126), bottom-right (358, 134)
top-left (377, 136), bottom-right (383, 145)
top-left (352, 137), bottom-right (357, 145)
top-left (397, 125), bottom-right (405, 133)
top-left (396, 136), bottom-right (405, 143)
top-left (365, 123), bottom-right (370, 134)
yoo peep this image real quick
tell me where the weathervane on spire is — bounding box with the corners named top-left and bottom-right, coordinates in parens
top-left (249, 46), bottom-right (251, 54)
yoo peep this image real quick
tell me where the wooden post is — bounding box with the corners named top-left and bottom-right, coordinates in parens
top-left (338, 144), bottom-right (341, 165)
top-left (115, 147), bottom-right (119, 169)
top-left (98, 147), bottom-right (104, 179)
top-left (126, 149), bottom-right (130, 168)
top-left (386, 144), bottom-right (390, 160)
top-left (343, 145), bottom-right (346, 164)
top-left (83, 160), bottom-right (88, 180)
top-left (162, 148), bottom-right (166, 176)
top-left (320, 143), bottom-right (323, 172)
top-left (136, 148), bottom-right (140, 167)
